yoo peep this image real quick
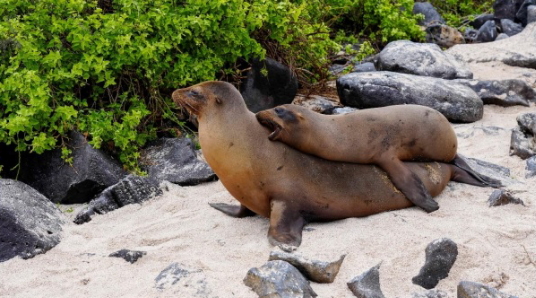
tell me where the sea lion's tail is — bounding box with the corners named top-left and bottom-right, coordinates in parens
top-left (450, 155), bottom-right (503, 188)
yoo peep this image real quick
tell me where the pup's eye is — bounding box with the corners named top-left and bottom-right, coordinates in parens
top-left (188, 90), bottom-right (201, 97)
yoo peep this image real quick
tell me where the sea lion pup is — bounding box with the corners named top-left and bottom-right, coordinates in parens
top-left (172, 81), bottom-right (489, 251)
top-left (256, 104), bottom-right (459, 213)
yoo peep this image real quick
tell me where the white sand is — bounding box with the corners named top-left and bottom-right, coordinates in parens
top-left (2, 66), bottom-right (536, 298)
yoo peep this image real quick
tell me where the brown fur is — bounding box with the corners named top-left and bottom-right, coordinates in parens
top-left (172, 81), bottom-right (481, 250)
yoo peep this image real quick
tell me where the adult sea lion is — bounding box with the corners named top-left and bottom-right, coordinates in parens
top-left (256, 104), bottom-right (457, 213)
top-left (172, 81), bottom-right (489, 251)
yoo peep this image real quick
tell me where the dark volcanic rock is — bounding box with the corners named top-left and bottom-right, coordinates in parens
top-left (109, 249), bottom-right (147, 264)
top-left (517, 0), bottom-right (536, 25)
top-left (336, 72), bottom-right (483, 123)
top-left (376, 40), bottom-right (472, 79)
top-left (495, 33), bottom-right (510, 41)
top-left (353, 62), bottom-right (376, 73)
top-left (17, 131), bottom-right (127, 204)
top-left (470, 14), bottom-right (497, 29)
top-left (500, 19), bottom-right (523, 36)
top-left (488, 189), bottom-right (526, 206)
top-left (476, 20), bottom-right (499, 42)
top-left (0, 179), bottom-right (65, 262)
top-left (493, 0), bottom-right (525, 20)
top-left (526, 156), bottom-right (536, 177)
top-left (154, 263), bottom-right (211, 295)
top-left (413, 2), bottom-right (445, 26)
top-left (517, 113), bottom-right (536, 134)
top-left (268, 251), bottom-right (346, 283)
top-left (510, 127), bottom-right (536, 159)
top-left (244, 260), bottom-right (317, 298)
top-left (73, 175), bottom-right (162, 224)
top-left (464, 28), bottom-right (479, 43)
top-left (347, 263), bottom-right (385, 298)
top-left (412, 238), bottom-right (458, 290)
top-left (457, 281), bottom-right (518, 297)
top-left (240, 58), bottom-right (299, 113)
top-left (454, 79), bottom-right (535, 107)
top-left (140, 138), bottom-right (216, 185)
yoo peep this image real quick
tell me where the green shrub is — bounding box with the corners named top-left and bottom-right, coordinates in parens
top-left (422, 0), bottom-right (495, 28)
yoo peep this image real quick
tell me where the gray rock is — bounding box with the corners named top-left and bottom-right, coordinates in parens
top-left (412, 289), bottom-right (449, 298)
top-left (464, 28), bottom-right (479, 44)
top-left (347, 263), bottom-right (385, 298)
top-left (353, 62), bottom-right (376, 73)
top-left (413, 2), bottom-right (445, 26)
top-left (470, 14), bottom-right (496, 29)
top-left (140, 138), bottom-right (216, 186)
top-left (241, 58), bottom-right (299, 113)
top-left (460, 154), bottom-right (517, 186)
top-left (268, 251), bottom-right (346, 283)
top-left (109, 249), bottom-right (147, 264)
top-left (457, 281), bottom-right (518, 297)
top-left (500, 19), bottom-right (523, 36)
top-left (425, 24), bottom-right (466, 48)
top-left (336, 71), bottom-right (483, 123)
top-left (526, 156), bottom-right (536, 177)
top-left (454, 79), bottom-right (535, 107)
top-left (292, 95), bottom-right (342, 114)
top-left (493, 0), bottom-right (525, 20)
top-left (376, 40), bottom-right (472, 79)
top-left (516, 0), bottom-right (536, 26)
top-left (155, 262), bottom-right (189, 289)
top-left (244, 260), bottom-right (317, 298)
top-left (447, 23), bottom-right (536, 69)
top-left (517, 113), bottom-right (536, 134)
top-left (528, 5), bottom-right (536, 23)
top-left (329, 106), bottom-right (360, 115)
top-left (495, 33), bottom-right (510, 40)
top-left (154, 262), bottom-right (211, 296)
top-left (412, 238), bottom-right (458, 290)
top-left (510, 127), bottom-right (536, 159)
top-left (0, 179), bottom-right (66, 262)
top-left (73, 174), bottom-right (162, 224)
top-left (17, 131), bottom-right (127, 204)
top-left (488, 189), bottom-right (525, 206)
top-left (476, 20), bottom-right (499, 42)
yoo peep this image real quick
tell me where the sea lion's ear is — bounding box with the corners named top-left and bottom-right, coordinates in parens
top-left (215, 97), bottom-right (222, 104)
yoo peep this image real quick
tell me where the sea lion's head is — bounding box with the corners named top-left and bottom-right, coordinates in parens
top-left (172, 81), bottom-right (241, 117)
top-left (255, 104), bottom-right (305, 141)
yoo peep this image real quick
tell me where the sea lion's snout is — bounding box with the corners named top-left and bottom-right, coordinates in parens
top-left (172, 87), bottom-right (204, 116)
top-left (256, 110), bottom-right (283, 141)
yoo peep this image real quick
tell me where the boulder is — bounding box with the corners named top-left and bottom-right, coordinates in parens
top-left (376, 40), bottom-right (472, 79)
top-left (510, 127), bottom-right (536, 159)
top-left (140, 138), bottom-right (216, 186)
top-left (347, 263), bottom-right (385, 298)
top-left (495, 33), bottom-right (510, 40)
top-left (336, 71), bottom-right (483, 123)
top-left (0, 179), bottom-right (65, 262)
top-left (353, 62), bottom-right (377, 73)
top-left (268, 251), bottom-right (346, 283)
top-left (425, 24), bottom-right (465, 48)
top-left (488, 189), bottom-right (525, 206)
top-left (454, 79), bottom-right (535, 107)
top-left (476, 20), bottom-right (499, 42)
top-left (447, 23), bottom-right (536, 69)
top-left (413, 2), bottom-right (445, 26)
top-left (244, 260), bottom-right (317, 298)
top-left (73, 174), bottom-right (163, 224)
top-left (469, 14), bottom-right (497, 29)
top-left (412, 238), bottom-right (458, 289)
top-left (17, 131), bottom-right (127, 204)
top-left (457, 281), bottom-right (518, 297)
top-left (464, 28), bottom-right (479, 43)
top-left (240, 58), bottom-right (299, 113)
top-left (500, 19), bottom-right (523, 36)
top-left (516, 0), bottom-right (536, 25)
top-left (493, 0), bottom-right (525, 20)
top-left (517, 112), bottom-right (536, 134)
top-left (526, 156), bottom-right (536, 177)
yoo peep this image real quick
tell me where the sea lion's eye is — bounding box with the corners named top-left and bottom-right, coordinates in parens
top-left (274, 107), bottom-right (285, 116)
top-left (188, 90), bottom-right (201, 98)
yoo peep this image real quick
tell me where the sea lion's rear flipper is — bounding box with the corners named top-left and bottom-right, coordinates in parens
top-left (380, 160), bottom-right (439, 213)
top-left (209, 203), bottom-right (256, 218)
top-left (267, 200), bottom-right (306, 252)
top-left (451, 154), bottom-right (503, 188)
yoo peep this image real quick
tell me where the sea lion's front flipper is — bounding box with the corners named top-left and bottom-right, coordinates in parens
top-left (379, 159), bottom-right (439, 213)
top-left (267, 200), bottom-right (306, 252)
top-left (209, 203), bottom-right (256, 218)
